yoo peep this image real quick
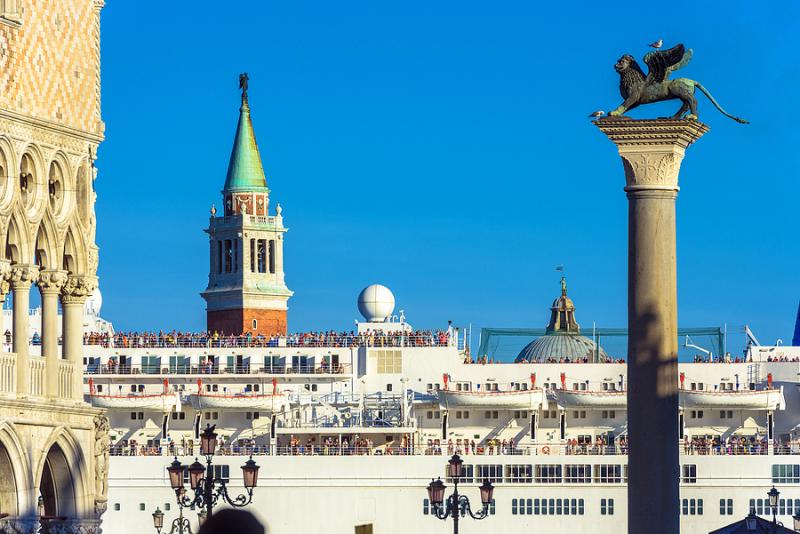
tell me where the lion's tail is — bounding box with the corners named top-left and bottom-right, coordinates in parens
top-left (694, 82), bottom-right (749, 124)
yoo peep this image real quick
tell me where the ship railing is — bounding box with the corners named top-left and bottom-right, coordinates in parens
top-left (84, 363), bottom-right (352, 375)
top-left (106, 443), bottom-right (800, 458)
top-left (82, 333), bottom-right (453, 349)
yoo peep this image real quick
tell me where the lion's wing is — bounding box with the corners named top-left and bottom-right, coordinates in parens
top-left (644, 44), bottom-right (689, 83)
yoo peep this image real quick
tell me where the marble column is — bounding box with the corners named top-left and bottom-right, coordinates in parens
top-left (62, 275), bottom-right (96, 402)
top-left (595, 118), bottom-right (708, 534)
top-left (10, 265), bottom-right (38, 396)
top-left (38, 270), bottom-right (67, 398)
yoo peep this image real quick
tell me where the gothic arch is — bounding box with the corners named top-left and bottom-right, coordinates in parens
top-left (62, 225), bottom-right (87, 275)
top-left (34, 214), bottom-right (59, 271)
top-left (47, 152), bottom-right (72, 224)
top-left (0, 421), bottom-right (31, 517)
top-left (17, 144), bottom-right (46, 222)
top-left (75, 161), bottom-right (91, 230)
top-left (34, 426), bottom-right (91, 519)
top-left (5, 210), bottom-right (31, 265)
top-left (0, 136), bottom-right (16, 211)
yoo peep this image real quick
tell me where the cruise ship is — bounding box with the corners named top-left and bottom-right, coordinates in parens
top-left (74, 283), bottom-right (800, 534)
top-left (72, 88), bottom-right (800, 534)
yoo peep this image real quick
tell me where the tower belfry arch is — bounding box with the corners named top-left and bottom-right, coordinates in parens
top-left (201, 76), bottom-right (293, 337)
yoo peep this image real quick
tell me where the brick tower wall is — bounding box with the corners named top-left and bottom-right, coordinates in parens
top-left (207, 308), bottom-right (287, 337)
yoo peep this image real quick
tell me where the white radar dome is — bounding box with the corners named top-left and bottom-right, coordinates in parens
top-left (357, 284), bottom-right (395, 322)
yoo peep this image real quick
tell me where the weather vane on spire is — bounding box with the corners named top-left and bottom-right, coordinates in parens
top-left (238, 72), bottom-right (249, 101)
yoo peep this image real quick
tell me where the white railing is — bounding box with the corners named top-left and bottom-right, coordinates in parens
top-left (0, 353), bottom-right (15, 394)
top-left (28, 357), bottom-right (45, 396)
top-left (84, 332), bottom-right (454, 349)
top-left (105, 442), bottom-right (800, 458)
top-left (58, 360), bottom-right (74, 399)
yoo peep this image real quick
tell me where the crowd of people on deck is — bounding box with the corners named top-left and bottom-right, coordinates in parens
top-left (683, 435), bottom-right (774, 455)
top-left (564, 435), bottom-right (627, 455)
top-left (80, 329), bottom-right (452, 349)
top-left (277, 435), bottom-right (412, 455)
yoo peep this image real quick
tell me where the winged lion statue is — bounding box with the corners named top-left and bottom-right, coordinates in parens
top-left (609, 43), bottom-right (748, 123)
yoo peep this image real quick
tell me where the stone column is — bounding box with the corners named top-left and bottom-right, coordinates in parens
top-left (62, 275), bottom-right (96, 402)
top-left (38, 270), bottom-right (68, 398)
top-left (596, 118), bottom-right (708, 534)
top-left (10, 265), bottom-right (38, 396)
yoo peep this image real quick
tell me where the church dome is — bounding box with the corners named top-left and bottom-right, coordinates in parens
top-left (515, 276), bottom-right (611, 363)
top-left (515, 333), bottom-right (610, 363)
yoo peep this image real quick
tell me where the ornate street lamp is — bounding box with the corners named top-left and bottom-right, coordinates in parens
top-left (425, 454), bottom-right (494, 534)
top-left (167, 425), bottom-right (260, 519)
top-left (745, 510), bottom-right (757, 531)
top-left (768, 486), bottom-right (780, 525)
top-left (152, 505), bottom-right (196, 534)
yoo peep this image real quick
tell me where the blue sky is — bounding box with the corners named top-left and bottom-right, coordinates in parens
top-left (96, 1), bottom-right (798, 355)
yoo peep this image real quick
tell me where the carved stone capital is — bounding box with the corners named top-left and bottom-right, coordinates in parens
top-left (10, 265), bottom-right (39, 290)
top-left (620, 152), bottom-right (684, 192)
top-left (0, 259), bottom-right (12, 297)
top-left (595, 118), bottom-right (709, 195)
top-left (38, 270), bottom-right (69, 295)
top-left (0, 518), bottom-right (39, 534)
top-left (61, 275), bottom-right (97, 305)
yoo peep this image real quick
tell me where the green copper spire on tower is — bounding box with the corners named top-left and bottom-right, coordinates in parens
top-left (224, 75), bottom-right (269, 193)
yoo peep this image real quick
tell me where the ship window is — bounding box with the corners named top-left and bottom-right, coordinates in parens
top-left (114, 503), bottom-right (120, 511)
top-left (513, 410), bottom-right (527, 419)
top-left (681, 498), bottom-right (703, 515)
top-left (426, 411), bottom-right (432, 419)
top-left (572, 411), bottom-right (586, 419)
top-left (505, 464), bottom-right (533, 483)
top-left (375, 350), bottom-right (402, 374)
top-left (434, 411), bottom-right (440, 419)
top-left (139, 503), bottom-right (145, 511)
top-left (719, 410), bottom-right (733, 419)
top-left (386, 384), bottom-right (392, 392)
top-left (535, 464), bottom-right (562, 484)
top-left (682, 464), bottom-right (697, 483)
top-left (601, 498), bottom-right (614, 515)
top-left (772, 464), bottom-right (800, 483)
top-left (476, 464), bottom-right (503, 484)
top-left (164, 503), bottom-right (170, 511)
top-left (564, 464), bottom-right (591, 483)
top-left (720, 498), bottom-right (733, 515)
top-left (512, 498), bottom-right (517, 515)
top-left (426, 383), bottom-right (432, 392)
top-left (423, 498), bottom-right (430, 515)
top-left (594, 464), bottom-right (623, 483)
top-left (96, 384), bottom-right (103, 392)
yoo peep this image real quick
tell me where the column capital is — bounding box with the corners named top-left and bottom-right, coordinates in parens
top-left (61, 275), bottom-right (97, 305)
top-left (0, 259), bottom-right (11, 297)
top-left (38, 269), bottom-right (69, 295)
top-left (10, 264), bottom-right (39, 289)
top-left (594, 118), bottom-right (709, 194)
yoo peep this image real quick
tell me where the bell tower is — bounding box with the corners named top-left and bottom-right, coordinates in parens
top-left (201, 74), bottom-right (293, 336)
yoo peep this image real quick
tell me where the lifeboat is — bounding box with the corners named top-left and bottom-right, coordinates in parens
top-left (680, 387), bottom-right (785, 410)
top-left (88, 392), bottom-right (178, 411)
top-left (438, 389), bottom-right (546, 409)
top-left (556, 390), bottom-right (627, 407)
top-left (189, 392), bottom-right (289, 412)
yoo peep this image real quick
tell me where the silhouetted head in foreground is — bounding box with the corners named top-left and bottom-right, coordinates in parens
top-left (198, 509), bottom-right (265, 534)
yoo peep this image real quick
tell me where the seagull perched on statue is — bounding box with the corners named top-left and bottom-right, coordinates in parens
top-left (588, 110), bottom-right (605, 118)
top-left (648, 39), bottom-right (663, 49)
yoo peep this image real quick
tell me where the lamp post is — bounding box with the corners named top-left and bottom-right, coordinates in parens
top-left (166, 425), bottom-right (260, 519)
top-left (152, 504), bottom-right (195, 534)
top-left (768, 486), bottom-right (780, 525)
top-left (425, 454), bottom-right (494, 534)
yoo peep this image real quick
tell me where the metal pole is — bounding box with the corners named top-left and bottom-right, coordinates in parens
top-left (205, 458), bottom-right (213, 519)
top-left (452, 479), bottom-right (459, 534)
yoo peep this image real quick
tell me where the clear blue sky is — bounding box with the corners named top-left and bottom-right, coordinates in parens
top-left (96, 0), bottom-right (798, 355)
